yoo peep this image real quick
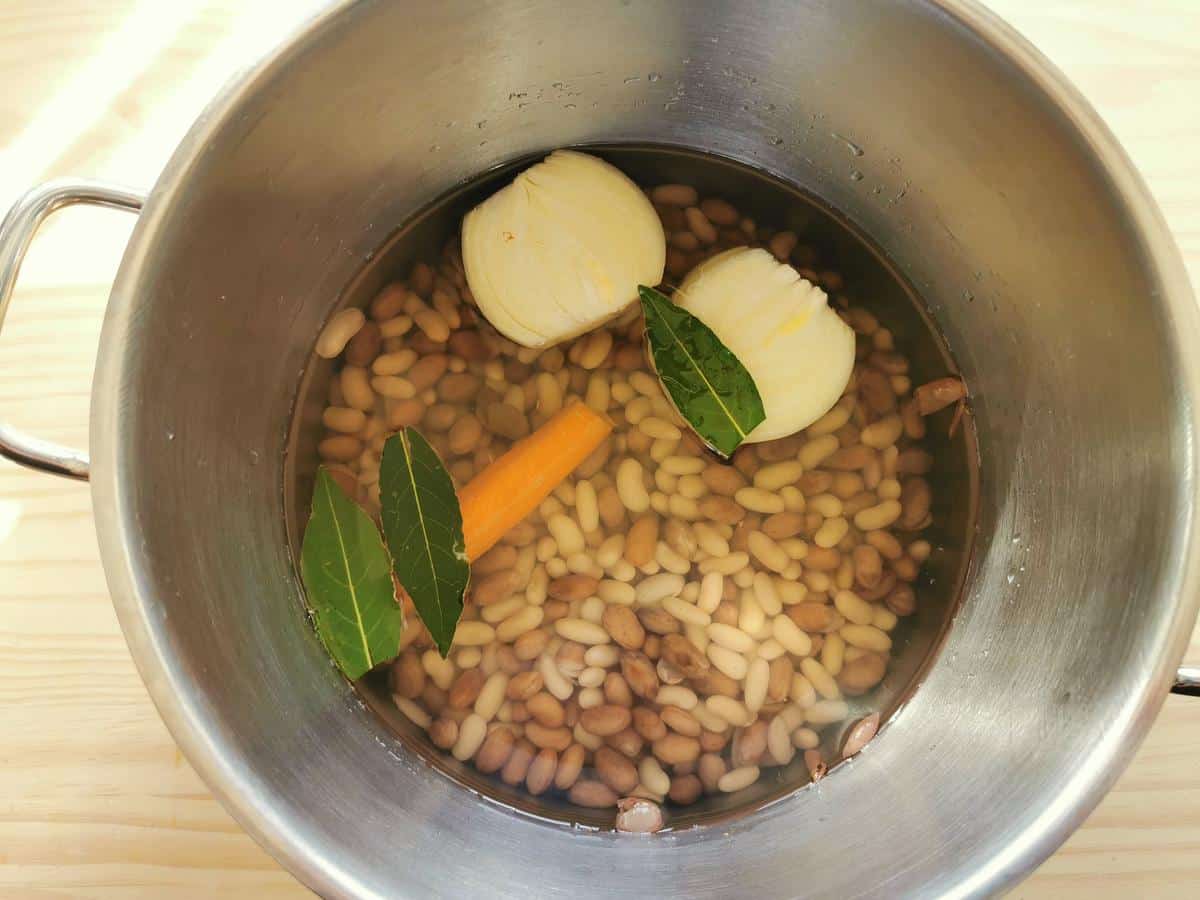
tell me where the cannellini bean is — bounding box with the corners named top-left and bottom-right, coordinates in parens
top-left (421, 649), bottom-right (457, 691)
top-left (475, 672), bottom-right (509, 720)
top-left (452, 713), bottom-right (488, 760)
top-left (455, 621), bottom-right (496, 646)
top-left (698, 572), bottom-right (723, 614)
top-left (738, 592), bottom-right (766, 636)
top-left (372, 349), bottom-right (417, 375)
top-left (547, 514), bottom-right (586, 556)
top-left (735, 487), bottom-right (785, 514)
top-left (698, 552), bottom-right (750, 576)
top-left (539, 655), bottom-right (574, 700)
top-left (814, 516), bottom-right (850, 549)
top-left (744, 657), bottom-right (770, 713)
top-left (598, 579), bottom-right (636, 606)
top-left (840, 624), bottom-right (893, 651)
top-left (554, 618), bottom-right (611, 645)
top-left (799, 435), bottom-right (839, 469)
top-left (393, 695), bottom-right (431, 729)
top-left (663, 595), bottom-right (711, 627)
top-left (316, 308), bottom-right (366, 358)
top-left (772, 615), bottom-right (813, 657)
top-left (694, 522), bottom-right (730, 557)
top-left (496, 606), bottom-right (544, 642)
top-left (806, 699), bottom-right (850, 725)
top-left (706, 695), bottom-right (752, 727)
top-left (747, 531), bottom-right (790, 574)
top-left (707, 622), bottom-right (757, 654)
top-left (635, 573), bottom-right (685, 606)
top-left (616, 458), bottom-right (651, 513)
top-left (834, 590), bottom-right (875, 626)
top-left (706, 643), bottom-right (749, 680)
top-left (662, 455), bottom-right (705, 475)
top-left (574, 481), bottom-right (599, 533)
top-left (656, 685), bottom-right (699, 709)
top-left (639, 756), bottom-right (672, 796)
top-left (322, 406), bottom-right (366, 434)
top-left (800, 657), bottom-right (841, 700)
top-left (752, 572), bottom-right (782, 616)
top-left (854, 500), bottom-right (902, 531)
top-left (340, 366), bottom-right (375, 411)
top-left (753, 461), bottom-right (804, 491)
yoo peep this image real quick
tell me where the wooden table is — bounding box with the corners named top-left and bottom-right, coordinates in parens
top-left (1, 1), bottom-right (1196, 896)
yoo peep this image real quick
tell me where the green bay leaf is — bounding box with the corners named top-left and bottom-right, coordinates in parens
top-left (639, 285), bottom-right (766, 457)
top-left (301, 467), bottom-right (403, 680)
top-left (379, 427), bottom-right (470, 657)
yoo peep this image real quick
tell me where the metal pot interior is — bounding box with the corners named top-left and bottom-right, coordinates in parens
top-left (92, 1), bottom-right (1198, 897)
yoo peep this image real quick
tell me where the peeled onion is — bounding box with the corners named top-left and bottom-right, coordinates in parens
top-left (675, 247), bottom-right (855, 441)
top-left (461, 150), bottom-right (666, 348)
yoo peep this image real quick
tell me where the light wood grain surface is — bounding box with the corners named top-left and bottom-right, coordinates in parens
top-left (0, 1), bottom-right (1196, 897)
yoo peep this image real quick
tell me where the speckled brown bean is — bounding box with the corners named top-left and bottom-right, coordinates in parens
top-left (661, 706), bottom-right (702, 737)
top-left (548, 574), bottom-right (600, 602)
top-left (699, 495), bottom-right (746, 525)
top-left (472, 570), bottom-right (519, 606)
top-left (621, 652), bottom-right (660, 700)
top-left (525, 748), bottom-right (558, 795)
top-left (428, 717), bottom-right (458, 750)
top-left (858, 368), bottom-right (896, 415)
top-left (448, 669), bottom-right (485, 709)
top-left (787, 603), bottom-right (838, 633)
top-left (597, 485), bottom-right (626, 529)
top-left (691, 668), bottom-right (741, 699)
top-left (633, 707), bottom-right (668, 742)
top-left (526, 723), bottom-right (572, 751)
top-left (580, 705), bottom-right (633, 737)
top-left (595, 747), bottom-right (640, 794)
top-left (569, 780), bottom-right (619, 808)
top-left (606, 727), bottom-right (644, 759)
top-left (898, 477), bottom-right (932, 530)
top-left (448, 414), bottom-right (483, 455)
top-left (448, 330), bottom-right (494, 362)
top-left (527, 692), bottom-right (565, 728)
top-left (732, 720), bottom-right (768, 767)
top-left (886, 584), bottom-right (917, 617)
top-left (604, 672), bottom-right (634, 708)
top-left (768, 656), bottom-right (794, 702)
top-left (625, 515), bottom-right (660, 567)
top-left (554, 743), bottom-right (586, 790)
top-left (652, 733), bottom-right (701, 765)
top-left (638, 607), bottom-right (681, 636)
top-left (762, 511), bottom-right (805, 540)
top-left (513, 629), bottom-right (550, 661)
top-left (439, 372), bottom-right (481, 403)
top-left (699, 729), bottom-right (729, 753)
top-left (506, 670), bottom-right (544, 701)
top-left (698, 753), bottom-right (727, 793)
top-left (475, 727), bottom-right (516, 773)
top-left (500, 739), bottom-right (536, 786)
top-left (839, 651), bottom-right (888, 695)
top-left (392, 653), bottom-right (425, 699)
top-left (603, 604), bottom-right (645, 651)
top-left (369, 284), bottom-right (407, 321)
top-left (669, 773), bottom-right (704, 805)
top-left (853, 544), bottom-right (884, 589)
top-left (701, 464), bottom-right (746, 496)
top-left (344, 321), bottom-right (382, 367)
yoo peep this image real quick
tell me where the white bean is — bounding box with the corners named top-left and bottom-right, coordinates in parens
top-left (735, 487), bottom-right (785, 515)
top-left (753, 461), bottom-right (804, 491)
top-left (767, 714), bottom-right (796, 765)
top-left (393, 695), bottom-right (431, 729)
top-left (372, 349), bottom-right (417, 375)
top-left (772, 615), bottom-right (813, 657)
top-left (496, 606), bottom-right (544, 642)
top-left (744, 657), bottom-right (770, 713)
top-left (616, 458), bottom-right (651, 513)
top-left (639, 416), bottom-right (681, 441)
top-left (752, 571), bottom-right (782, 615)
top-left (800, 657), bottom-right (841, 700)
top-left (547, 513), bottom-right (586, 556)
top-left (635, 573), bottom-right (685, 606)
top-left (316, 308), bottom-right (365, 358)
top-left (698, 572), bottom-right (723, 614)
top-left (738, 592), bottom-right (766, 636)
top-left (539, 655), bottom-right (574, 700)
top-left (706, 695), bottom-right (752, 727)
top-left (452, 713), bottom-right (488, 760)
top-left (663, 595), bottom-right (712, 627)
top-left (639, 756), bottom-right (671, 796)
top-left (656, 685), bottom-right (699, 709)
top-left (706, 643), bottom-right (749, 680)
top-left (474, 672), bottom-right (509, 720)
top-left (707, 622), bottom-right (757, 654)
top-left (554, 618), bottom-right (611, 645)
top-left (748, 531), bottom-right (790, 574)
top-left (598, 579), bottom-right (636, 606)
top-left (661, 455), bottom-right (705, 475)
top-left (421, 649), bottom-right (456, 690)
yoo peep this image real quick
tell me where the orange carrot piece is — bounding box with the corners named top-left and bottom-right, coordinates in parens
top-left (459, 401), bottom-right (612, 560)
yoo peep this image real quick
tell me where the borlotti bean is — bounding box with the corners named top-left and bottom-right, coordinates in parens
top-left (313, 175), bottom-right (947, 823)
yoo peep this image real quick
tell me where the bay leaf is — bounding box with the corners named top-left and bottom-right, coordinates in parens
top-left (379, 427), bottom-right (470, 657)
top-left (301, 467), bottom-right (403, 680)
top-left (639, 284), bottom-right (765, 457)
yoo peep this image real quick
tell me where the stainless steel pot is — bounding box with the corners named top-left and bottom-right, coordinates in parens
top-left (1, 1), bottom-right (1197, 896)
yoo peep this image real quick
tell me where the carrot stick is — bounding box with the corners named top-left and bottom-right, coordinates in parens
top-left (460, 401), bottom-right (612, 561)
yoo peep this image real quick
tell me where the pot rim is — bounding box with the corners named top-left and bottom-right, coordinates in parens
top-left (89, 1), bottom-right (1200, 897)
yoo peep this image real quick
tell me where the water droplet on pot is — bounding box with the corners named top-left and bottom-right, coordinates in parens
top-left (648, 73), bottom-right (661, 82)
top-left (850, 170), bottom-right (863, 182)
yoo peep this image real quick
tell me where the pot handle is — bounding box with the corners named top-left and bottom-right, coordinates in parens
top-left (0, 179), bottom-right (144, 481)
top-left (1175, 665), bottom-right (1199, 697)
